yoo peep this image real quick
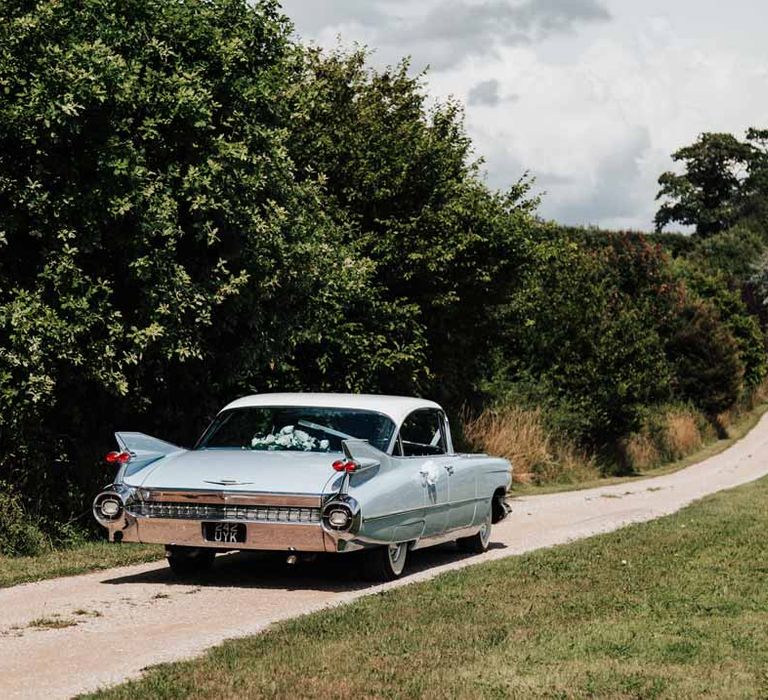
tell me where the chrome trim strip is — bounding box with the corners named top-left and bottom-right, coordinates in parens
top-left (129, 501), bottom-right (322, 524)
top-left (410, 523), bottom-right (481, 550)
top-left (142, 489), bottom-right (323, 508)
top-left (362, 496), bottom-right (487, 523)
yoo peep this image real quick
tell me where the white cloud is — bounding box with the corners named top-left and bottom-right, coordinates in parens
top-left (280, 0), bottom-right (768, 230)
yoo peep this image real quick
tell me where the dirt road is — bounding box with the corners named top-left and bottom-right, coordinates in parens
top-left (3, 412), bottom-right (768, 699)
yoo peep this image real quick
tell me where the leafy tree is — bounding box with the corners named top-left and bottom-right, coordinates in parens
top-left (285, 48), bottom-right (539, 408)
top-left (655, 129), bottom-right (768, 237)
top-left (492, 233), bottom-right (675, 445)
top-left (666, 301), bottom-right (744, 416)
top-left (655, 133), bottom-right (755, 236)
top-left (0, 0), bottom-right (426, 523)
top-left (742, 128), bottom-right (768, 222)
top-left (675, 262), bottom-right (767, 392)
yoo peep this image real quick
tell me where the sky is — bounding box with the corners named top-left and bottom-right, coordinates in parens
top-left (279, 0), bottom-right (768, 231)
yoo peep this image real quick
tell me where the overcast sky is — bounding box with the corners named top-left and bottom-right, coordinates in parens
top-left (279, 0), bottom-right (768, 231)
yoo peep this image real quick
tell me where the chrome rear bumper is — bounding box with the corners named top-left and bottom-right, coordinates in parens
top-left (96, 487), bottom-right (353, 552)
top-left (106, 514), bottom-right (336, 552)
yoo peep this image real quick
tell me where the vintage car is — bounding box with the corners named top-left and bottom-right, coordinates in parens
top-left (93, 393), bottom-right (512, 580)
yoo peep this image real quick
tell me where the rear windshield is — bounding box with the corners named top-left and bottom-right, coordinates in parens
top-left (196, 406), bottom-right (395, 453)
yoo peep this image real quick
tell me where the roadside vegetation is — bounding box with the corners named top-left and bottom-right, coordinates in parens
top-left (86, 476), bottom-right (768, 699)
top-left (1, 0), bottom-right (768, 558)
top-left (466, 386), bottom-right (768, 486)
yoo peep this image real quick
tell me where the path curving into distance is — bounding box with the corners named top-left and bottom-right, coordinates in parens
top-left (3, 411), bottom-right (768, 699)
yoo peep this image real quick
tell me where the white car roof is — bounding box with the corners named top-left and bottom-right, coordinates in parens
top-left (221, 392), bottom-right (443, 426)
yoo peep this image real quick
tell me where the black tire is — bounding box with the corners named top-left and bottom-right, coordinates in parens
top-left (457, 506), bottom-right (492, 554)
top-left (363, 542), bottom-right (409, 582)
top-left (166, 546), bottom-right (216, 578)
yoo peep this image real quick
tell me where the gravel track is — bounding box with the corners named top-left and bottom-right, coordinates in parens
top-left (3, 412), bottom-right (768, 699)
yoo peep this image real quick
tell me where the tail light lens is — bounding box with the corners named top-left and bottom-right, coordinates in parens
top-left (331, 459), bottom-right (358, 473)
top-left (105, 451), bottom-right (131, 465)
top-left (93, 492), bottom-right (124, 523)
top-left (327, 508), bottom-right (351, 529)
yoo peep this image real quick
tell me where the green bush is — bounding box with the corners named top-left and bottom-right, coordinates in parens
top-left (689, 223), bottom-right (767, 279)
top-left (666, 301), bottom-right (744, 416)
top-left (0, 482), bottom-right (49, 557)
top-left (0, 0), bottom-right (430, 525)
top-left (675, 261), bottom-right (767, 390)
top-left (494, 233), bottom-right (676, 446)
top-left (286, 47), bottom-right (539, 408)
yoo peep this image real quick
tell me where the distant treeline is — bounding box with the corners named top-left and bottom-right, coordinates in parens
top-left (0, 0), bottom-right (766, 548)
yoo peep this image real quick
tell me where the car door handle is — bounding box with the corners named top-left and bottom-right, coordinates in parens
top-left (443, 464), bottom-right (454, 475)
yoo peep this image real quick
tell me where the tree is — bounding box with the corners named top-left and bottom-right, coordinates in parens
top-left (666, 302), bottom-right (744, 416)
top-left (286, 48), bottom-right (539, 409)
top-left (491, 233), bottom-right (675, 445)
top-left (0, 0), bottom-right (426, 524)
top-left (655, 132), bottom-right (755, 236)
top-left (676, 262), bottom-right (767, 392)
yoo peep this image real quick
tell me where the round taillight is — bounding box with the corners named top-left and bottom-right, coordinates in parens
top-left (93, 492), bottom-right (124, 523)
top-left (328, 508), bottom-right (351, 529)
top-left (105, 451), bottom-right (131, 465)
top-left (323, 503), bottom-right (354, 531)
top-left (331, 459), bottom-right (358, 473)
top-left (100, 499), bottom-right (121, 517)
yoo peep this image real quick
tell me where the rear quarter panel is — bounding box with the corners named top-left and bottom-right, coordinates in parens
top-left (337, 459), bottom-right (427, 544)
top-left (456, 454), bottom-right (511, 525)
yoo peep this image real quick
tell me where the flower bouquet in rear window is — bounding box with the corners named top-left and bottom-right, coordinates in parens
top-left (251, 425), bottom-right (329, 452)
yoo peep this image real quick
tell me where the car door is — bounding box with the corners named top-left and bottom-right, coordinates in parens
top-left (397, 408), bottom-right (453, 538)
top-left (442, 412), bottom-right (477, 531)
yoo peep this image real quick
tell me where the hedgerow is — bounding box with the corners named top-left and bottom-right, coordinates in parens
top-left (0, 0), bottom-right (765, 547)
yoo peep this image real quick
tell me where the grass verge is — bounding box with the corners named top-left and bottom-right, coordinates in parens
top-left (86, 476), bottom-right (768, 699)
top-left (0, 542), bottom-right (162, 589)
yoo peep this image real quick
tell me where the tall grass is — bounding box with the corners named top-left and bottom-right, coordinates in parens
top-left (619, 405), bottom-right (711, 471)
top-left (662, 409), bottom-right (706, 460)
top-left (462, 406), bottom-right (599, 485)
top-left (463, 384), bottom-right (768, 485)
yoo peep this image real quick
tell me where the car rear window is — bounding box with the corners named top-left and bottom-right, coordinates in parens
top-left (196, 406), bottom-right (396, 454)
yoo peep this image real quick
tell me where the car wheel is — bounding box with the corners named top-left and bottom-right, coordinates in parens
top-left (166, 545), bottom-right (216, 578)
top-left (363, 542), bottom-right (409, 582)
top-left (457, 506), bottom-right (492, 554)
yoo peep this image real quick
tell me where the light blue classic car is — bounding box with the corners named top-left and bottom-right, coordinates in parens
top-left (94, 393), bottom-right (512, 580)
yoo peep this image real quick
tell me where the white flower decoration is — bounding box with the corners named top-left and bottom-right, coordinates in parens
top-left (251, 425), bottom-right (326, 452)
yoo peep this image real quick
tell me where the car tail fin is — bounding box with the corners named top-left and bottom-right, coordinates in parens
top-left (112, 432), bottom-right (182, 479)
top-left (341, 439), bottom-right (393, 471)
top-left (115, 432), bottom-right (180, 455)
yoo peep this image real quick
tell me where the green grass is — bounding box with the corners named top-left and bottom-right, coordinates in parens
top-left (86, 476), bottom-right (768, 699)
top-left (0, 542), bottom-right (162, 588)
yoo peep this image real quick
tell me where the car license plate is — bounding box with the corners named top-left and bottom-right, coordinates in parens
top-left (202, 522), bottom-right (246, 544)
